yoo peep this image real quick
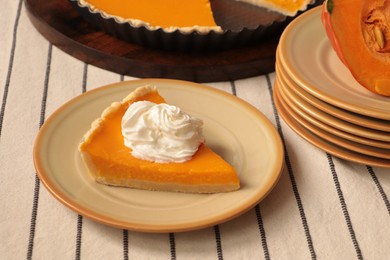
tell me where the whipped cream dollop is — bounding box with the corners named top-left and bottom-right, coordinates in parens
top-left (121, 101), bottom-right (205, 163)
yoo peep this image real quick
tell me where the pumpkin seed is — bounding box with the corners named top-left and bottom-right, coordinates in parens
top-left (373, 26), bottom-right (385, 49)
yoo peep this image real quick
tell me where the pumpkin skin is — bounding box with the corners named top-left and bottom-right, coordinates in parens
top-left (321, 0), bottom-right (390, 96)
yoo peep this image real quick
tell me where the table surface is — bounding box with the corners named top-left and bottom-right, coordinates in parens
top-left (2, 1), bottom-right (390, 259)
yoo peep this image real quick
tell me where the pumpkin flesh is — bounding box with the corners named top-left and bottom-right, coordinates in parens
top-left (322, 0), bottom-right (390, 96)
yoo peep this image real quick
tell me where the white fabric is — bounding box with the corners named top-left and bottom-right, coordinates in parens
top-left (1, 1), bottom-right (390, 259)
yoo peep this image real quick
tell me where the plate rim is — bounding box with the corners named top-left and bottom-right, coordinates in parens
top-left (276, 60), bottom-right (390, 132)
top-left (276, 78), bottom-right (390, 159)
top-left (276, 67), bottom-right (390, 144)
top-left (273, 80), bottom-right (390, 168)
top-left (277, 74), bottom-right (390, 149)
top-left (33, 78), bottom-right (284, 232)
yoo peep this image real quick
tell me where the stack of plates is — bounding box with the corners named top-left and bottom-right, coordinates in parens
top-left (274, 7), bottom-right (390, 168)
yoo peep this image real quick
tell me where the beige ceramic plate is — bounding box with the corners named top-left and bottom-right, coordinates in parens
top-left (278, 7), bottom-right (390, 120)
top-left (34, 79), bottom-right (284, 232)
top-left (276, 59), bottom-right (390, 132)
top-left (276, 68), bottom-right (390, 144)
top-left (274, 80), bottom-right (390, 168)
top-left (275, 79), bottom-right (390, 159)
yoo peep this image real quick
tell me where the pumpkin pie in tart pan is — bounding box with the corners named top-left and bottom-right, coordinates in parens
top-left (69, 0), bottom-right (320, 52)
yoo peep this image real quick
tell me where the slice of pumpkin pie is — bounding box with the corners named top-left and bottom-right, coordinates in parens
top-left (79, 86), bottom-right (240, 193)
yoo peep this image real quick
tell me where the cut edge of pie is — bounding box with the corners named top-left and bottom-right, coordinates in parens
top-left (237, 0), bottom-right (314, 17)
top-left (79, 85), bottom-right (240, 193)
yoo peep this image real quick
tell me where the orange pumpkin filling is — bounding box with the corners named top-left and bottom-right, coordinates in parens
top-left (79, 86), bottom-right (240, 193)
top-left (82, 0), bottom-right (218, 28)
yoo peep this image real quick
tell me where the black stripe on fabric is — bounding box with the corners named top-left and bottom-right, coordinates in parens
top-left (0, 0), bottom-right (23, 138)
top-left (27, 173), bottom-right (41, 260)
top-left (27, 43), bottom-right (53, 260)
top-left (214, 225), bottom-right (223, 260)
top-left (265, 74), bottom-right (316, 259)
top-left (366, 166), bottom-right (390, 216)
top-left (255, 205), bottom-right (270, 260)
top-left (82, 63), bottom-right (88, 94)
top-left (75, 63), bottom-right (88, 260)
top-left (75, 215), bottom-right (83, 260)
top-left (230, 81), bottom-right (237, 96)
top-left (169, 233), bottom-right (176, 260)
top-left (123, 230), bottom-right (129, 260)
top-left (326, 153), bottom-right (362, 260)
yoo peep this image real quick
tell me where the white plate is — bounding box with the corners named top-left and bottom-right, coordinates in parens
top-left (273, 80), bottom-right (390, 168)
top-left (34, 79), bottom-right (284, 232)
top-left (278, 7), bottom-right (390, 120)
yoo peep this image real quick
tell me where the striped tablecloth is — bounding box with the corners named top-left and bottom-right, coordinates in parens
top-left (2, 1), bottom-right (389, 259)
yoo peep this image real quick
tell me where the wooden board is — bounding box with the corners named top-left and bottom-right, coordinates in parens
top-left (25, 0), bottom-right (283, 82)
